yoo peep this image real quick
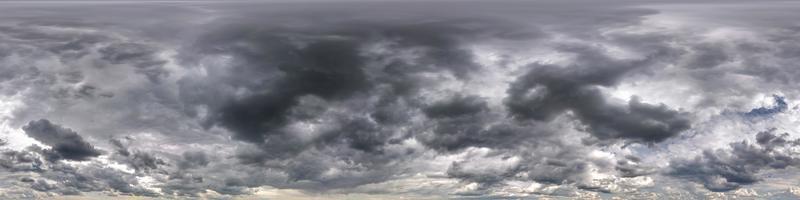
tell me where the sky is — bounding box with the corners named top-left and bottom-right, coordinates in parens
top-left (1, 0), bottom-right (800, 199)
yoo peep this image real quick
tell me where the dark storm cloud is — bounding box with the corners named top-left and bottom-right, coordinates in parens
top-left (505, 45), bottom-right (691, 143)
top-left (423, 95), bottom-right (488, 119)
top-left (21, 119), bottom-right (101, 161)
top-left (212, 38), bottom-right (370, 144)
top-left (10, 1), bottom-right (800, 198)
top-left (165, 2), bottom-right (673, 195)
top-left (192, 17), bottom-right (535, 146)
top-left (667, 129), bottom-right (800, 192)
top-left (315, 117), bottom-right (396, 153)
top-left (172, 17), bottom-right (545, 190)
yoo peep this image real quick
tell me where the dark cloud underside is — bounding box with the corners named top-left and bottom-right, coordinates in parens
top-left (22, 119), bottom-right (101, 161)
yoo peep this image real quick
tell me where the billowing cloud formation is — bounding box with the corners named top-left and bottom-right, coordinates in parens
top-left (668, 129), bottom-right (800, 192)
top-left (194, 18), bottom-right (527, 147)
top-left (505, 46), bottom-right (691, 143)
top-left (1, 1), bottom-right (800, 199)
top-left (22, 119), bottom-right (101, 161)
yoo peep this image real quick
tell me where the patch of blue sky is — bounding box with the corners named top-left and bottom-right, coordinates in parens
top-left (744, 95), bottom-right (788, 118)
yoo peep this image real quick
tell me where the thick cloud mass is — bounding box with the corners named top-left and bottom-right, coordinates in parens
top-left (1, 0), bottom-right (800, 199)
top-left (213, 38), bottom-right (369, 143)
top-left (505, 49), bottom-right (691, 143)
top-left (22, 119), bottom-right (101, 161)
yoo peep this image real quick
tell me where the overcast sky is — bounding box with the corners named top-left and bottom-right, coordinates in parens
top-left (1, 0), bottom-right (800, 199)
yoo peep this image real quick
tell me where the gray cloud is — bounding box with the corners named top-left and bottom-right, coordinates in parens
top-left (174, 15), bottom-right (549, 192)
top-left (505, 45), bottom-right (691, 143)
top-left (423, 95), bottom-right (488, 119)
top-left (21, 119), bottom-right (102, 161)
top-left (189, 17), bottom-right (536, 147)
top-left (1, 1), bottom-right (800, 199)
top-left (0, 146), bottom-right (158, 196)
top-left (668, 129), bottom-right (800, 191)
top-left (615, 155), bottom-right (655, 178)
top-left (178, 151), bottom-right (209, 170)
top-left (98, 42), bottom-right (169, 83)
top-left (108, 137), bottom-right (167, 174)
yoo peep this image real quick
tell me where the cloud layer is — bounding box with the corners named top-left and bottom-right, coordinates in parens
top-left (1, 0), bottom-right (800, 199)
